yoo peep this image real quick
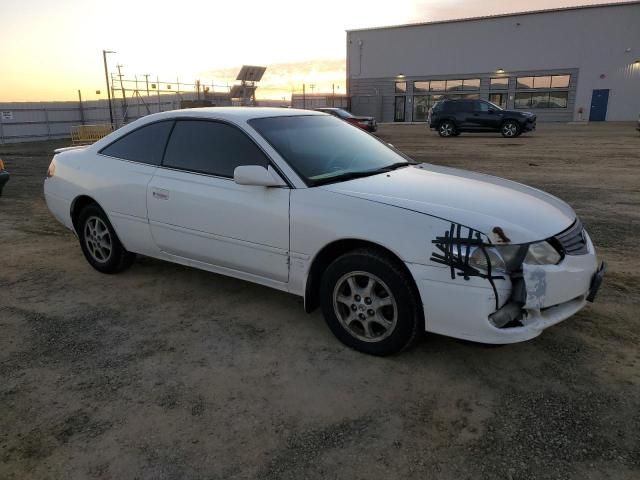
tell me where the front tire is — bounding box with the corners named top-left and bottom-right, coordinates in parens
top-left (320, 249), bottom-right (423, 356)
top-left (77, 204), bottom-right (135, 274)
top-left (501, 120), bottom-right (520, 138)
top-left (438, 120), bottom-right (456, 137)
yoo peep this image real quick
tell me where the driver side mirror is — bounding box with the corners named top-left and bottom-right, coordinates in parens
top-left (233, 165), bottom-right (286, 187)
top-left (488, 109), bottom-right (496, 114)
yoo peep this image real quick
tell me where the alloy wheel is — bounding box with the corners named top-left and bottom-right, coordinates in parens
top-left (440, 122), bottom-right (454, 137)
top-left (84, 216), bottom-right (112, 263)
top-left (502, 122), bottom-right (518, 137)
top-left (333, 271), bottom-right (398, 343)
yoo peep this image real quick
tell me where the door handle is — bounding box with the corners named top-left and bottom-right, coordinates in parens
top-left (152, 188), bottom-right (169, 200)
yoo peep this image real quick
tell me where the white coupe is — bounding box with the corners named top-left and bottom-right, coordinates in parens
top-left (44, 108), bottom-right (604, 355)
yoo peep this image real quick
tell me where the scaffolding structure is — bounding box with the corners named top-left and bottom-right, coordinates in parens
top-left (107, 72), bottom-right (233, 127)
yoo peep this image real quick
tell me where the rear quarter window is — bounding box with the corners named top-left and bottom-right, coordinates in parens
top-left (100, 121), bottom-right (174, 165)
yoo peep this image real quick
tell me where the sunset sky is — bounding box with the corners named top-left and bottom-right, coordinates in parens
top-left (0, 0), bottom-right (631, 102)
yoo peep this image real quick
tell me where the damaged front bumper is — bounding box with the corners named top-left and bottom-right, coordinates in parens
top-left (407, 231), bottom-right (602, 344)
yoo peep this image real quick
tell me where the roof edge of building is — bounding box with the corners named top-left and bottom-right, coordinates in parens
top-left (345, 1), bottom-right (640, 33)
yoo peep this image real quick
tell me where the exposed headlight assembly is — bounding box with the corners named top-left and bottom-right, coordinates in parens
top-left (469, 247), bottom-right (506, 273)
top-left (524, 240), bottom-right (562, 265)
top-left (469, 245), bottom-right (528, 274)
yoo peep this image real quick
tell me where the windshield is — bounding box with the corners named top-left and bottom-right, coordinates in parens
top-left (249, 115), bottom-right (410, 186)
top-left (486, 100), bottom-right (503, 111)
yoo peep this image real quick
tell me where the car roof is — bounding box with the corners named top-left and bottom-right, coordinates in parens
top-left (142, 107), bottom-right (325, 123)
top-left (89, 107), bottom-right (328, 152)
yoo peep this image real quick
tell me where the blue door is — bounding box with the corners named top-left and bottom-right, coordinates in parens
top-left (589, 89), bottom-right (609, 122)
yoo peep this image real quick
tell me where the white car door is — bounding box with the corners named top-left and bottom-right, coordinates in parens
top-left (147, 119), bottom-right (290, 284)
top-left (94, 120), bottom-right (174, 256)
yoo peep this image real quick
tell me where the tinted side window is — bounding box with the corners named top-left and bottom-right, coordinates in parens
top-left (100, 121), bottom-right (173, 165)
top-left (163, 120), bottom-right (269, 177)
top-left (444, 101), bottom-right (469, 113)
top-left (474, 101), bottom-right (490, 112)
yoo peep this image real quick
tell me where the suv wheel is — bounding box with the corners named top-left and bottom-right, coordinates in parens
top-left (501, 121), bottom-right (520, 138)
top-left (77, 204), bottom-right (136, 274)
top-left (438, 121), bottom-right (456, 137)
top-left (320, 248), bottom-right (423, 356)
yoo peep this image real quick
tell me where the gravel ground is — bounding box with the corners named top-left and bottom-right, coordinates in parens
top-left (1, 122), bottom-right (639, 479)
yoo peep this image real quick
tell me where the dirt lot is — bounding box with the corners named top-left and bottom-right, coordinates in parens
top-left (1, 123), bottom-right (639, 480)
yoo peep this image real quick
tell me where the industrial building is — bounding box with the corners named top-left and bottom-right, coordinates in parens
top-left (347, 1), bottom-right (640, 123)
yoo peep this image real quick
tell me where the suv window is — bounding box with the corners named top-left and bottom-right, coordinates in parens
top-left (474, 101), bottom-right (490, 112)
top-left (163, 120), bottom-right (269, 177)
top-left (100, 121), bottom-right (174, 165)
top-left (443, 101), bottom-right (470, 113)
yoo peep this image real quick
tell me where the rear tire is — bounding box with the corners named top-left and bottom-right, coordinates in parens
top-left (320, 248), bottom-right (423, 356)
top-left (77, 204), bottom-right (135, 274)
top-left (438, 120), bottom-right (456, 137)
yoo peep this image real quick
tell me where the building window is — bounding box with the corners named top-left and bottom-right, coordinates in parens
top-left (551, 75), bottom-right (570, 88)
top-left (515, 92), bottom-right (532, 108)
top-left (394, 96), bottom-right (406, 121)
top-left (514, 91), bottom-right (568, 109)
top-left (531, 92), bottom-right (551, 108)
top-left (414, 81), bottom-right (429, 92)
top-left (412, 94), bottom-right (458, 121)
top-left (413, 96), bottom-right (431, 121)
top-left (462, 78), bottom-right (480, 90)
top-left (549, 91), bottom-right (569, 108)
top-left (427, 79), bottom-right (480, 92)
top-left (517, 77), bottom-right (535, 89)
top-left (490, 77), bottom-right (509, 89)
top-left (517, 74), bottom-right (571, 89)
top-left (444, 93), bottom-right (480, 100)
top-left (395, 81), bottom-right (407, 94)
top-left (534, 76), bottom-right (552, 89)
top-left (429, 80), bottom-right (446, 91)
top-left (489, 93), bottom-right (507, 109)
top-left (514, 74), bottom-right (570, 109)
top-left (446, 79), bottom-right (464, 91)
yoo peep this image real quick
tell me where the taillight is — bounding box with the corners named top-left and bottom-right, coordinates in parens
top-left (0, 158), bottom-right (5, 170)
top-left (47, 160), bottom-right (56, 178)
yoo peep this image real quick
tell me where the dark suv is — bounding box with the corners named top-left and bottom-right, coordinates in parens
top-left (428, 99), bottom-right (536, 138)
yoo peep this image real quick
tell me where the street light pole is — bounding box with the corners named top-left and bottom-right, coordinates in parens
top-left (102, 50), bottom-right (116, 128)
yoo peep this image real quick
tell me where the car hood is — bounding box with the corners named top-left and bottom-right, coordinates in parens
top-left (321, 164), bottom-right (575, 244)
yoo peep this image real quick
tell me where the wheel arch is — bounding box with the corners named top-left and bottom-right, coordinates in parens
top-left (439, 116), bottom-right (458, 127)
top-left (70, 195), bottom-right (114, 236)
top-left (501, 117), bottom-right (522, 125)
top-left (303, 238), bottom-right (423, 314)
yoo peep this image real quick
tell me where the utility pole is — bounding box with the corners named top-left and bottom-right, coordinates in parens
top-left (78, 90), bottom-right (85, 125)
top-left (143, 74), bottom-right (150, 96)
top-left (157, 75), bottom-right (161, 112)
top-left (102, 49), bottom-right (115, 128)
top-left (116, 64), bottom-right (128, 126)
top-left (303, 83), bottom-right (306, 109)
top-left (332, 83), bottom-right (335, 107)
